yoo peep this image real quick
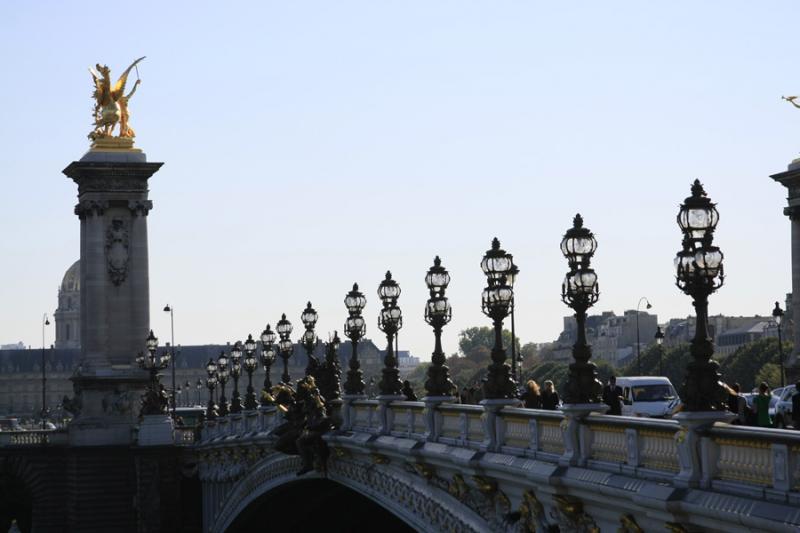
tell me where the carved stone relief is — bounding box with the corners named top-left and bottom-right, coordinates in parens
top-left (105, 219), bottom-right (129, 285)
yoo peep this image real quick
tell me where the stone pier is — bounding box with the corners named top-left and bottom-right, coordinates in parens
top-left (770, 162), bottom-right (800, 381)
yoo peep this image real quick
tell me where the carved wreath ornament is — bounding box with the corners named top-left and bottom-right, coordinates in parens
top-left (105, 219), bottom-right (129, 285)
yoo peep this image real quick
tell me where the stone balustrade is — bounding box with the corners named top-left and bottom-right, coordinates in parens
top-left (0, 430), bottom-right (68, 446)
top-left (198, 399), bottom-right (800, 531)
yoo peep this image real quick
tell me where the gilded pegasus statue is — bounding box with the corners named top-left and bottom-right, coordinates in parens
top-left (89, 57), bottom-right (145, 141)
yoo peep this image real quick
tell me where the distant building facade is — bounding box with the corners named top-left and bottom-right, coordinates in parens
top-left (552, 310), bottom-right (658, 367)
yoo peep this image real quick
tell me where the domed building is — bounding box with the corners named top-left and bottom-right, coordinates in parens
top-left (54, 260), bottom-right (80, 349)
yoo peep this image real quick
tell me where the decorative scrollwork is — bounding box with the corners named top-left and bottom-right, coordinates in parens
top-left (618, 513), bottom-right (644, 533)
top-left (552, 495), bottom-right (599, 533)
top-left (105, 219), bottom-right (129, 285)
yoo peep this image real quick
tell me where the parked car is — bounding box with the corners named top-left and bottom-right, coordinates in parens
top-left (0, 418), bottom-right (23, 431)
top-left (774, 385), bottom-right (797, 429)
top-left (616, 377), bottom-right (681, 418)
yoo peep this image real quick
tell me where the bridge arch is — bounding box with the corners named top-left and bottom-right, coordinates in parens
top-left (212, 452), bottom-right (488, 533)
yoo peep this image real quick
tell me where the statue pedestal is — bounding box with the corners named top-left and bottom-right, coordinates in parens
top-left (138, 414), bottom-right (174, 446)
top-left (480, 398), bottom-right (522, 451)
top-left (68, 368), bottom-right (148, 446)
top-left (673, 410), bottom-right (735, 488)
top-left (559, 403), bottom-right (609, 466)
top-left (422, 396), bottom-right (456, 442)
top-left (341, 394), bottom-right (366, 431)
top-left (376, 395), bottom-right (405, 435)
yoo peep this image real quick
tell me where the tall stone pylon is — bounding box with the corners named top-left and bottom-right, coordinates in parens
top-left (63, 149), bottom-right (162, 445)
top-left (771, 160), bottom-right (800, 383)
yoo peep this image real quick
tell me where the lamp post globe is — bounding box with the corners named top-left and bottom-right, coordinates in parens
top-left (560, 216), bottom-right (603, 404)
top-left (479, 238), bottom-right (517, 400)
top-left (377, 271), bottom-right (404, 397)
top-left (773, 301), bottom-right (785, 388)
top-left (276, 314), bottom-right (294, 384)
top-left (343, 283), bottom-right (367, 396)
top-left (424, 256), bottom-right (456, 398)
top-left (260, 324), bottom-right (277, 405)
top-left (674, 180), bottom-right (726, 411)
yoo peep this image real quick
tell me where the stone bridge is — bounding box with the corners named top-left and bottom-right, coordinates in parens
top-left (196, 399), bottom-right (800, 533)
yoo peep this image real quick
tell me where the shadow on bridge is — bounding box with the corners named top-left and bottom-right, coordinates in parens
top-left (0, 471), bottom-right (31, 533)
top-left (225, 478), bottom-right (415, 533)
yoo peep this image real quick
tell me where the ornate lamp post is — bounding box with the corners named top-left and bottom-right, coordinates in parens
top-left (636, 297), bottom-right (652, 375)
top-left (276, 314), bottom-right (294, 384)
top-left (377, 271), bottom-right (404, 397)
top-left (196, 379), bottom-right (203, 407)
top-left (773, 301), bottom-right (785, 388)
top-left (560, 215), bottom-right (603, 404)
top-left (229, 341), bottom-right (243, 413)
top-left (655, 326), bottom-right (665, 377)
top-left (424, 256), bottom-right (455, 398)
top-left (300, 302), bottom-right (319, 377)
top-left (204, 358), bottom-right (218, 419)
top-left (674, 180), bottom-right (726, 412)
top-left (41, 314), bottom-right (50, 429)
top-left (343, 284), bottom-right (367, 396)
top-left (216, 351), bottom-right (229, 416)
top-left (136, 330), bottom-right (171, 416)
top-left (480, 238), bottom-right (517, 399)
top-left (243, 334), bottom-right (259, 409)
top-left (163, 304), bottom-right (177, 418)
top-left (260, 325), bottom-right (277, 405)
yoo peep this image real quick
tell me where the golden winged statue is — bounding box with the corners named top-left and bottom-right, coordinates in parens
top-left (88, 57), bottom-right (145, 147)
top-left (783, 95), bottom-right (800, 110)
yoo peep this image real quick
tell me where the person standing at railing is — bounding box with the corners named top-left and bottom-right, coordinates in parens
top-left (724, 383), bottom-right (747, 425)
top-left (541, 380), bottom-right (560, 410)
top-left (753, 382), bottom-right (773, 428)
top-left (520, 380), bottom-right (542, 409)
top-left (401, 380), bottom-right (417, 401)
top-left (601, 376), bottom-right (623, 416)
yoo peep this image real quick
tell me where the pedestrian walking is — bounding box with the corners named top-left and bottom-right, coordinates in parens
top-left (754, 382), bottom-right (773, 428)
top-left (601, 376), bottom-right (623, 415)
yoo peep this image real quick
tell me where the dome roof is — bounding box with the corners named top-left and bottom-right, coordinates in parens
top-left (61, 260), bottom-right (80, 292)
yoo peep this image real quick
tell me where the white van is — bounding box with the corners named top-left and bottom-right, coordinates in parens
top-left (615, 377), bottom-right (681, 418)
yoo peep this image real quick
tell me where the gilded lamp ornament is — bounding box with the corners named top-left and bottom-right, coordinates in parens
top-left (88, 57), bottom-right (145, 149)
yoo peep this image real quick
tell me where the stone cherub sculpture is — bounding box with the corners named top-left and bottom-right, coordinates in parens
top-left (89, 57), bottom-right (145, 142)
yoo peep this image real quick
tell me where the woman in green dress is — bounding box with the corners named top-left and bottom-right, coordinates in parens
top-left (754, 382), bottom-right (773, 428)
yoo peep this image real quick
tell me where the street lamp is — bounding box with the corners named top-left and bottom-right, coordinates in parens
top-left (243, 334), bottom-right (259, 410)
top-left (216, 351), bottom-right (229, 416)
top-left (300, 302), bottom-right (319, 377)
top-left (205, 358), bottom-right (218, 419)
top-left (773, 301), bottom-right (785, 388)
top-left (343, 283), bottom-right (367, 395)
top-left (260, 324), bottom-right (277, 405)
top-left (195, 379), bottom-right (203, 407)
top-left (229, 341), bottom-right (243, 413)
top-left (636, 297), bottom-right (652, 375)
top-left (480, 238), bottom-right (517, 399)
top-left (276, 314), bottom-right (294, 384)
top-left (654, 326), bottom-right (665, 377)
top-left (163, 304), bottom-right (177, 418)
top-left (41, 314), bottom-right (50, 429)
top-left (424, 256), bottom-right (455, 397)
top-left (560, 215), bottom-right (602, 404)
top-left (674, 180), bottom-right (726, 411)
top-left (136, 330), bottom-right (171, 415)
top-left (377, 271), bottom-right (403, 396)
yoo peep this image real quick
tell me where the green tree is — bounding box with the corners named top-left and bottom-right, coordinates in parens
top-left (718, 338), bottom-right (792, 392)
top-left (458, 327), bottom-right (519, 360)
top-left (755, 363), bottom-right (782, 390)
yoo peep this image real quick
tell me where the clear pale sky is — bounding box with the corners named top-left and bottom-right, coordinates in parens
top-left (1, 2), bottom-right (798, 361)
